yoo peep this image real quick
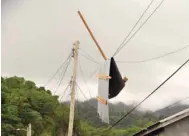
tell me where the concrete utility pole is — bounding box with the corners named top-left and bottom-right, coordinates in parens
top-left (27, 123), bottom-right (31, 136)
top-left (67, 41), bottom-right (79, 136)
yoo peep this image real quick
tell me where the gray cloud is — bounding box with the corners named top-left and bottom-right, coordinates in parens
top-left (2, 0), bottom-right (189, 110)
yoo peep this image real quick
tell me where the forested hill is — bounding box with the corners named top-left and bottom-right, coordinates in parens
top-left (1, 76), bottom-right (82, 136)
top-left (2, 76), bottom-right (189, 136)
top-left (64, 99), bottom-right (189, 128)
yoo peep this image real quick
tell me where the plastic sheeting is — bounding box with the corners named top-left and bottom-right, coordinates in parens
top-left (97, 59), bottom-right (110, 124)
top-left (109, 57), bottom-right (125, 99)
top-left (97, 57), bottom-right (126, 124)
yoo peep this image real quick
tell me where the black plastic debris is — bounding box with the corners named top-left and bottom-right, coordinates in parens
top-left (109, 57), bottom-right (126, 99)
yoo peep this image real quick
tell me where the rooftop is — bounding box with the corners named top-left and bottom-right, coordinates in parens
top-left (133, 108), bottom-right (189, 136)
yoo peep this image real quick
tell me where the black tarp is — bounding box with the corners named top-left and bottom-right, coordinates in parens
top-left (109, 57), bottom-right (125, 99)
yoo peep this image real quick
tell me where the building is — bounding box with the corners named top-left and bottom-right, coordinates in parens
top-left (133, 108), bottom-right (189, 136)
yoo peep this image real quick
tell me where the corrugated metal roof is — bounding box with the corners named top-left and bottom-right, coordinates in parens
top-left (133, 108), bottom-right (189, 136)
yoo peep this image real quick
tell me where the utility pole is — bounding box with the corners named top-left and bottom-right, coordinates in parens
top-left (67, 41), bottom-right (79, 136)
top-left (27, 123), bottom-right (31, 136)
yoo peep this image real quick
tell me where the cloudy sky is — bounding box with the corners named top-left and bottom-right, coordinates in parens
top-left (2, 0), bottom-right (189, 111)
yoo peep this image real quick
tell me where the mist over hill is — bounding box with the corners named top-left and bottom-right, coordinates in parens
top-left (64, 98), bottom-right (189, 128)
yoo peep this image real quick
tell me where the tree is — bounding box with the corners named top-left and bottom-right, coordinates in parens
top-left (3, 76), bottom-right (178, 136)
top-left (1, 77), bottom-right (83, 136)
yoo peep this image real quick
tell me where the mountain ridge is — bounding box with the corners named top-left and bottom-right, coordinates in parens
top-left (63, 98), bottom-right (189, 128)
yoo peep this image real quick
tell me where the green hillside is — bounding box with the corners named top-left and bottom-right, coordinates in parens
top-left (2, 76), bottom-right (188, 136)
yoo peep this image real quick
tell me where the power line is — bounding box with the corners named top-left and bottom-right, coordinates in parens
top-left (53, 56), bottom-right (72, 95)
top-left (78, 50), bottom-right (101, 98)
top-left (59, 81), bottom-right (71, 102)
top-left (76, 82), bottom-right (97, 109)
top-left (75, 86), bottom-right (93, 124)
top-left (76, 82), bottom-right (91, 102)
top-left (164, 96), bottom-right (189, 110)
top-left (80, 48), bottom-right (99, 63)
top-left (75, 83), bottom-right (106, 128)
top-left (107, 58), bottom-right (189, 130)
top-left (88, 66), bottom-right (100, 81)
top-left (76, 82), bottom-right (105, 125)
top-left (44, 52), bottom-right (72, 87)
top-left (133, 96), bottom-right (189, 128)
top-left (80, 65), bottom-right (100, 90)
top-left (138, 96), bottom-right (189, 121)
top-left (113, 0), bottom-right (165, 57)
top-left (78, 60), bottom-right (93, 98)
top-left (79, 52), bottom-right (100, 65)
top-left (116, 45), bottom-right (189, 63)
top-left (113, 0), bottom-right (155, 57)
top-left (75, 87), bottom-right (80, 115)
top-left (79, 50), bottom-right (100, 65)
top-left (83, 65), bottom-right (100, 93)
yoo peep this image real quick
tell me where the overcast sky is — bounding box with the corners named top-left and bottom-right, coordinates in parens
top-left (2, 0), bottom-right (189, 111)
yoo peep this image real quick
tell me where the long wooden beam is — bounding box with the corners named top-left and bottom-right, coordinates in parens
top-left (77, 11), bottom-right (107, 60)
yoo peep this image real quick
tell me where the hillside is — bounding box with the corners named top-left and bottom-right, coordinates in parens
top-left (64, 99), bottom-right (189, 128)
top-left (154, 104), bottom-right (189, 119)
top-left (2, 76), bottom-right (189, 136)
top-left (1, 76), bottom-right (82, 136)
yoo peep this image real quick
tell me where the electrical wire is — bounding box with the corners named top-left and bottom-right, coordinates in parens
top-left (76, 82), bottom-right (97, 109)
top-left (88, 66), bottom-right (100, 81)
top-left (80, 48), bottom-right (98, 62)
top-left (79, 52), bottom-right (100, 65)
top-left (116, 45), bottom-right (189, 63)
top-left (75, 87), bottom-right (80, 115)
top-left (59, 81), bottom-right (71, 102)
top-left (76, 82), bottom-right (105, 126)
top-left (113, 0), bottom-right (165, 57)
top-left (80, 48), bottom-right (101, 65)
top-left (137, 96), bottom-right (189, 121)
top-left (107, 58), bottom-right (189, 131)
top-left (78, 60), bottom-right (93, 98)
top-left (164, 96), bottom-right (189, 110)
top-left (113, 0), bottom-right (155, 57)
top-left (44, 52), bottom-right (72, 87)
top-left (53, 55), bottom-right (72, 95)
top-left (79, 51), bottom-right (100, 65)
top-left (131, 96), bottom-right (189, 129)
top-left (75, 83), bottom-right (106, 128)
top-left (80, 64), bottom-right (100, 92)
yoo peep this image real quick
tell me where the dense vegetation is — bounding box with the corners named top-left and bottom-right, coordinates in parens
top-left (2, 76), bottom-right (189, 136)
top-left (1, 76), bottom-right (81, 136)
top-left (71, 99), bottom-right (156, 129)
top-left (72, 99), bottom-right (189, 129)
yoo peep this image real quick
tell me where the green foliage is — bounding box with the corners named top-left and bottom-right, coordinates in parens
top-left (3, 76), bottom-right (176, 136)
top-left (71, 99), bottom-right (158, 130)
top-left (1, 76), bottom-right (82, 136)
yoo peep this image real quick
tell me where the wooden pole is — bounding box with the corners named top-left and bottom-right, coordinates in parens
top-left (77, 11), bottom-right (107, 60)
top-left (67, 41), bottom-right (79, 136)
top-left (26, 124), bottom-right (31, 136)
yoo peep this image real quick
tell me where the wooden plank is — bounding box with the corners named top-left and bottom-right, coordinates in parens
top-left (96, 73), bottom-right (111, 80)
top-left (96, 96), bottom-right (107, 105)
top-left (78, 11), bottom-right (107, 60)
